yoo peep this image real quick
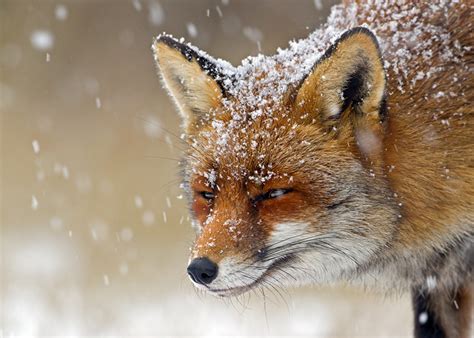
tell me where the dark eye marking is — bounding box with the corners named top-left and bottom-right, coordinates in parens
top-left (199, 191), bottom-right (215, 201)
top-left (253, 188), bottom-right (293, 204)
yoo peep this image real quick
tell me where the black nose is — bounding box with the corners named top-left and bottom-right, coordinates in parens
top-left (187, 257), bottom-right (218, 285)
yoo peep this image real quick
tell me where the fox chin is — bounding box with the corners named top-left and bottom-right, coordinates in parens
top-left (152, 1), bottom-right (473, 337)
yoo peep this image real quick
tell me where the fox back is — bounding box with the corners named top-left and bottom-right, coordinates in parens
top-left (153, 1), bottom-right (473, 337)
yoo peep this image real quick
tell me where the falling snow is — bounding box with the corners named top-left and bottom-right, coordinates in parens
top-left (62, 166), bottom-right (69, 179)
top-left (89, 219), bottom-right (109, 241)
top-left (314, 0), bottom-right (323, 10)
top-left (186, 23), bottom-right (198, 38)
top-left (142, 115), bottom-right (162, 139)
top-left (216, 6), bottom-right (223, 17)
top-left (30, 30), bottom-right (54, 51)
top-left (148, 1), bottom-right (164, 26)
top-left (31, 195), bottom-right (39, 210)
top-left (54, 4), bottom-right (68, 21)
top-left (132, 0), bottom-right (142, 12)
top-left (134, 195), bottom-right (144, 208)
top-left (119, 227), bottom-right (134, 242)
top-left (142, 210), bottom-right (155, 226)
top-left (32, 140), bottom-right (40, 154)
top-left (119, 262), bottom-right (129, 275)
top-left (418, 312), bottom-right (428, 325)
top-left (242, 26), bottom-right (263, 44)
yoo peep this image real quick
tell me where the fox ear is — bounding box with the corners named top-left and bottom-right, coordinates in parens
top-left (294, 27), bottom-right (386, 130)
top-left (153, 35), bottom-right (230, 132)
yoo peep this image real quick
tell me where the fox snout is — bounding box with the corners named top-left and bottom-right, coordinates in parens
top-left (187, 257), bottom-right (218, 285)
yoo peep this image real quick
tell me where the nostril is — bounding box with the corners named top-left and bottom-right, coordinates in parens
top-left (187, 257), bottom-right (218, 285)
top-left (200, 272), bottom-right (212, 283)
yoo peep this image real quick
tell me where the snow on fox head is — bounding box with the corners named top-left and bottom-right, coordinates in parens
top-left (153, 26), bottom-right (399, 296)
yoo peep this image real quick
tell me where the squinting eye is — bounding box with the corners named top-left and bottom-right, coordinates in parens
top-left (268, 189), bottom-right (291, 199)
top-left (254, 188), bottom-right (293, 203)
top-left (199, 191), bottom-right (215, 201)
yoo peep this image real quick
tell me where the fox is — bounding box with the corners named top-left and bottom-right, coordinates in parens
top-left (152, 1), bottom-right (473, 337)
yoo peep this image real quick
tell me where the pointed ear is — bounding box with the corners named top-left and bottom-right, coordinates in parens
top-left (294, 27), bottom-right (386, 129)
top-left (153, 35), bottom-right (230, 132)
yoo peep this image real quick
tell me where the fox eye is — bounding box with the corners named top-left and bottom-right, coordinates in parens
top-left (199, 191), bottom-right (215, 201)
top-left (254, 188), bottom-right (293, 203)
top-left (268, 189), bottom-right (291, 199)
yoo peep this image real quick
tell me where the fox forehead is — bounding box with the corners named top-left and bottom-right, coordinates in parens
top-left (185, 114), bottom-right (332, 187)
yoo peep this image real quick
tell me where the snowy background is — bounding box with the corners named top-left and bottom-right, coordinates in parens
top-left (1, 0), bottom-right (412, 336)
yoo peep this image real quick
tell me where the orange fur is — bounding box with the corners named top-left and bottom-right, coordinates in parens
top-left (153, 1), bottom-right (473, 336)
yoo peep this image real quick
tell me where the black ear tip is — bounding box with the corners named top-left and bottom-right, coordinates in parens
top-left (342, 26), bottom-right (380, 48)
top-left (154, 34), bottom-right (195, 62)
top-left (152, 33), bottom-right (231, 94)
top-left (346, 26), bottom-right (376, 36)
top-left (155, 34), bottom-right (180, 47)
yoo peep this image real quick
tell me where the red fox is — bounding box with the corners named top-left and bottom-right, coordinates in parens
top-left (152, 1), bottom-right (473, 337)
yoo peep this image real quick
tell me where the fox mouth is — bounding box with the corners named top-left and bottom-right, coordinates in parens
top-left (206, 254), bottom-right (295, 297)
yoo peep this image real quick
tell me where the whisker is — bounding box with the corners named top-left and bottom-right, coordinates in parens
top-left (144, 155), bottom-right (182, 162)
top-left (261, 287), bottom-right (270, 332)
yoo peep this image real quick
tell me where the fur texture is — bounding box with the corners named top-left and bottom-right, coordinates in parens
top-left (153, 1), bottom-right (473, 337)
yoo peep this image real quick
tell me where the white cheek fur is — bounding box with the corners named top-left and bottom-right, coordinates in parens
top-left (205, 256), bottom-right (264, 290)
top-left (267, 222), bottom-right (310, 249)
top-left (188, 221), bottom-right (379, 293)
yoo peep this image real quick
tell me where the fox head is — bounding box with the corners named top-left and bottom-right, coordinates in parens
top-left (153, 27), bottom-right (399, 296)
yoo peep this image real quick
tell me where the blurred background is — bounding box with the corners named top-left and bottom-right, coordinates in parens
top-left (1, 0), bottom-right (412, 336)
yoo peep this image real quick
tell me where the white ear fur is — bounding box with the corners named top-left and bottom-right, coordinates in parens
top-left (153, 36), bottom-right (227, 132)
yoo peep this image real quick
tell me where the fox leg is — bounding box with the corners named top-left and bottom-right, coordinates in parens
top-left (412, 282), bottom-right (472, 338)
